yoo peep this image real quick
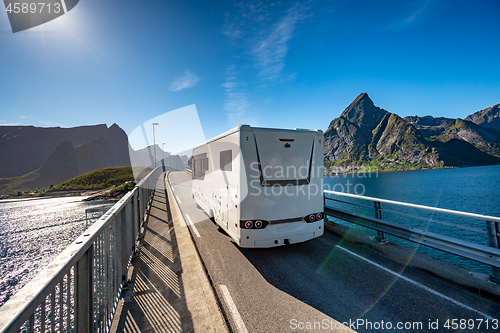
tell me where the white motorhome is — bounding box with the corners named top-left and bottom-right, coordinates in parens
top-left (191, 125), bottom-right (324, 248)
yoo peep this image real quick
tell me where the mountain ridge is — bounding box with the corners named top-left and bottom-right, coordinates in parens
top-left (0, 124), bottom-right (107, 178)
top-left (324, 94), bottom-right (500, 172)
top-left (0, 123), bottom-right (185, 195)
top-left (465, 103), bottom-right (500, 132)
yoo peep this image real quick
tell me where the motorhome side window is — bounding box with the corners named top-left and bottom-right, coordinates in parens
top-left (220, 150), bottom-right (232, 171)
top-left (193, 153), bottom-right (209, 179)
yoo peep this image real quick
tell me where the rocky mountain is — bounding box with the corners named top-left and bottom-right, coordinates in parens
top-left (0, 123), bottom-right (188, 194)
top-left (403, 116), bottom-right (455, 127)
top-left (75, 124), bottom-right (131, 175)
top-left (324, 93), bottom-right (500, 172)
top-left (0, 124), bottom-right (132, 193)
top-left (465, 103), bottom-right (500, 132)
top-left (0, 124), bottom-right (107, 178)
top-left (38, 141), bottom-right (80, 187)
top-left (404, 116), bottom-right (500, 156)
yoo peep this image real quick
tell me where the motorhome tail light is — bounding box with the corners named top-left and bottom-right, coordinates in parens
top-left (279, 139), bottom-right (294, 142)
top-left (303, 212), bottom-right (324, 223)
top-left (240, 219), bottom-right (270, 229)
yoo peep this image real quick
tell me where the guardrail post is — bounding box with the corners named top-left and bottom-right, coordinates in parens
top-left (323, 195), bottom-right (330, 223)
top-left (75, 244), bottom-right (93, 333)
top-left (122, 201), bottom-right (132, 283)
top-left (486, 220), bottom-right (500, 283)
top-left (116, 212), bottom-right (123, 294)
top-left (374, 201), bottom-right (388, 244)
top-left (133, 192), bottom-right (139, 241)
top-left (140, 188), bottom-right (145, 223)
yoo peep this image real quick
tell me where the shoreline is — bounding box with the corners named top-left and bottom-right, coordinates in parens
top-left (324, 161), bottom-right (500, 176)
top-left (324, 165), bottom-right (465, 176)
top-left (323, 164), bottom-right (500, 178)
top-left (0, 188), bottom-right (129, 202)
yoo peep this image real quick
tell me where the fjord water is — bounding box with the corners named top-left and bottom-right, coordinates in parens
top-left (324, 165), bottom-right (500, 274)
top-left (0, 196), bottom-right (113, 307)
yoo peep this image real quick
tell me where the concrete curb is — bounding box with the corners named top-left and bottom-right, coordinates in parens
top-left (165, 172), bottom-right (229, 333)
top-left (324, 221), bottom-right (500, 299)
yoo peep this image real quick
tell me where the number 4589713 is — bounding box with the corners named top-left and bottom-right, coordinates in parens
top-left (444, 319), bottom-right (498, 330)
top-left (5, 3), bottom-right (61, 14)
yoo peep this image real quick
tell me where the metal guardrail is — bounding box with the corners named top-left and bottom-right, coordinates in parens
top-left (324, 190), bottom-right (500, 283)
top-left (85, 206), bottom-right (114, 227)
top-left (0, 167), bottom-right (164, 333)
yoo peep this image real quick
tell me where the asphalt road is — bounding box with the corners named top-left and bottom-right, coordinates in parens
top-left (168, 171), bottom-right (500, 333)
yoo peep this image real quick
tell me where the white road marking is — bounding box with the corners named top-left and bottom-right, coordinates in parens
top-left (166, 178), bottom-right (186, 227)
top-left (185, 214), bottom-right (201, 238)
top-left (175, 195), bottom-right (181, 204)
top-left (337, 245), bottom-right (494, 320)
top-left (219, 285), bottom-right (249, 333)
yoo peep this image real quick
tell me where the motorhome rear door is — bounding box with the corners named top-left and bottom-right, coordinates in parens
top-left (252, 129), bottom-right (315, 186)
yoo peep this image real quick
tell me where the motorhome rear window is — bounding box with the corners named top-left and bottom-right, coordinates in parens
top-left (220, 150), bottom-right (232, 171)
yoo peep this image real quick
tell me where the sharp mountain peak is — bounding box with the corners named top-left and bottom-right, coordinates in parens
top-left (324, 93), bottom-right (500, 173)
top-left (339, 92), bottom-right (388, 126)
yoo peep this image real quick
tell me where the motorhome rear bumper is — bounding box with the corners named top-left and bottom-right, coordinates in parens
top-left (239, 221), bottom-right (324, 248)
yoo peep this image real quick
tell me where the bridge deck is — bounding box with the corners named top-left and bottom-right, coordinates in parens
top-left (110, 172), bottom-right (226, 333)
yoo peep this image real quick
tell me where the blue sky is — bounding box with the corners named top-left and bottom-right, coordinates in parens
top-left (0, 0), bottom-right (499, 143)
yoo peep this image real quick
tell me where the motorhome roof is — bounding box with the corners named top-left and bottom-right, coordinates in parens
top-left (193, 125), bottom-right (322, 150)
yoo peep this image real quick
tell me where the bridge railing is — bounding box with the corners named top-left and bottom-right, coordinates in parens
top-left (324, 190), bottom-right (500, 283)
top-left (0, 167), bottom-right (164, 333)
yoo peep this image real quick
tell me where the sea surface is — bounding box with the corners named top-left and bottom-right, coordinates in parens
top-left (324, 164), bottom-right (500, 274)
top-left (0, 196), bottom-right (114, 307)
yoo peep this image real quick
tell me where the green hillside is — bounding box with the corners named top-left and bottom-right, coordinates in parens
top-left (0, 166), bottom-right (155, 196)
top-left (0, 169), bottom-right (41, 195)
top-left (49, 166), bottom-right (152, 191)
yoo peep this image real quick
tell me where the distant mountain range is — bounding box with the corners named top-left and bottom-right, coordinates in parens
top-left (0, 124), bottom-right (186, 194)
top-left (324, 93), bottom-right (500, 172)
top-left (130, 144), bottom-right (185, 171)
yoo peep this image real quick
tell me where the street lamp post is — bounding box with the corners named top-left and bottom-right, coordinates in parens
top-left (162, 143), bottom-right (165, 167)
top-left (152, 123), bottom-right (159, 168)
